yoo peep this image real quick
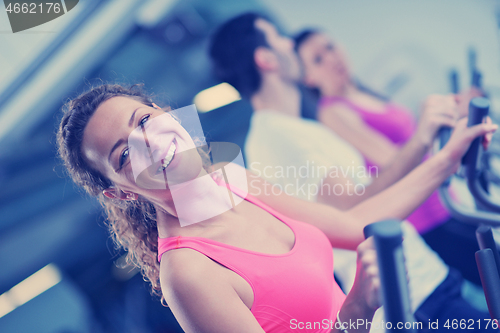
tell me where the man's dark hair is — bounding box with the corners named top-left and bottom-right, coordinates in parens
top-left (209, 12), bottom-right (271, 99)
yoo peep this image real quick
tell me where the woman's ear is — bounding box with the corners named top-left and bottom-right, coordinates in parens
top-left (103, 187), bottom-right (138, 201)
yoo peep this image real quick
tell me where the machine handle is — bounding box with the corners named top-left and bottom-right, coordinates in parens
top-left (463, 98), bottom-right (500, 212)
top-left (476, 226), bottom-right (500, 280)
top-left (363, 220), bottom-right (416, 332)
top-left (475, 249), bottom-right (500, 322)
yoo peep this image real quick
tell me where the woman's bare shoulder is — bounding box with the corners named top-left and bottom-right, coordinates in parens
top-left (159, 247), bottom-right (264, 333)
top-left (160, 248), bottom-right (218, 286)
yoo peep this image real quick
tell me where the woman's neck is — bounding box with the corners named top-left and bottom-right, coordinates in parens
top-left (155, 170), bottom-right (236, 238)
top-left (321, 81), bottom-right (355, 98)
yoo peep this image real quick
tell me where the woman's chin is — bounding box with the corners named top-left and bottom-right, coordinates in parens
top-left (164, 150), bottom-right (205, 186)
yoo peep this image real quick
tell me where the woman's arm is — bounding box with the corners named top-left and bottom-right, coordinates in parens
top-left (247, 170), bottom-right (365, 249)
top-left (160, 249), bottom-right (266, 333)
top-left (247, 118), bottom-right (497, 250)
top-left (318, 104), bottom-right (398, 168)
top-left (246, 150), bottom-right (445, 249)
top-left (317, 95), bottom-right (458, 209)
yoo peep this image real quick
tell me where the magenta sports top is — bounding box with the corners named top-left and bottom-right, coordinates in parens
top-left (158, 182), bottom-right (346, 332)
top-left (319, 96), bottom-right (450, 234)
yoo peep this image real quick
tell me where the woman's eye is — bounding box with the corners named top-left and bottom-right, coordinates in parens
top-left (139, 114), bottom-right (150, 127)
top-left (326, 43), bottom-right (334, 51)
top-left (119, 148), bottom-right (129, 169)
top-left (314, 55), bottom-right (322, 64)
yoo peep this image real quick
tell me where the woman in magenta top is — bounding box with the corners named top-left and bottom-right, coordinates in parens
top-left (294, 30), bottom-right (486, 284)
top-left (56, 84), bottom-right (494, 332)
top-left (295, 30), bottom-right (454, 235)
top-left (57, 84), bottom-right (379, 333)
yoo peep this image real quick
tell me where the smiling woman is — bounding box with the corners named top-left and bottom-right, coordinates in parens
top-left (57, 83), bottom-right (217, 302)
top-left (57, 84), bottom-right (166, 301)
top-left (56, 82), bottom-right (391, 333)
top-left (55, 74), bottom-right (498, 332)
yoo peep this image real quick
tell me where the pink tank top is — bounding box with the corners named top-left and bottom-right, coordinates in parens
top-left (319, 96), bottom-right (450, 234)
top-left (158, 183), bottom-right (346, 332)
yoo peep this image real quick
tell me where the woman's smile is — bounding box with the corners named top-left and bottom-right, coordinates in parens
top-left (157, 139), bottom-right (177, 175)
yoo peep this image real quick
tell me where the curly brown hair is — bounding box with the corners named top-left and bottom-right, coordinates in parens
top-left (57, 83), bottom-right (189, 304)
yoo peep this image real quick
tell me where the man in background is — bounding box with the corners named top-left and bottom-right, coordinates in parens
top-left (209, 12), bottom-right (493, 332)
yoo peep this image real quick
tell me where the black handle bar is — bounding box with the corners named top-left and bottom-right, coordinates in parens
top-left (364, 220), bottom-right (417, 332)
top-left (476, 225), bottom-right (500, 279)
top-left (463, 98), bottom-right (500, 213)
top-left (468, 47), bottom-right (483, 89)
top-left (449, 69), bottom-right (460, 94)
top-left (437, 97), bottom-right (500, 225)
top-left (475, 249), bottom-right (500, 321)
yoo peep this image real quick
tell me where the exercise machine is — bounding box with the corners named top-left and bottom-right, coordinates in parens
top-left (438, 97), bottom-right (500, 322)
